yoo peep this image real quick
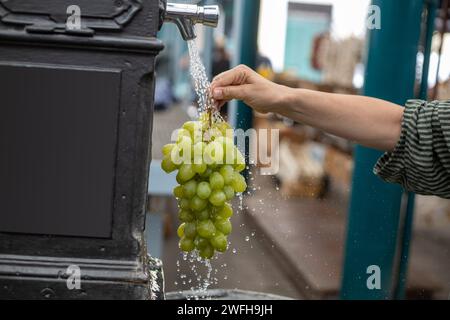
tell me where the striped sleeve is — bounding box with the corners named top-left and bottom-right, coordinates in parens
top-left (374, 99), bottom-right (450, 199)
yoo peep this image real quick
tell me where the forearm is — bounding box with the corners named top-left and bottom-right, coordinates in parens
top-left (279, 88), bottom-right (404, 151)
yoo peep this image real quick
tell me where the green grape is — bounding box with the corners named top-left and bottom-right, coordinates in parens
top-left (214, 218), bottom-right (232, 235)
top-left (224, 145), bottom-right (246, 171)
top-left (219, 165), bottom-right (234, 184)
top-left (210, 232), bottom-right (228, 252)
top-left (176, 128), bottom-right (191, 143)
top-left (216, 203), bottom-right (233, 219)
top-left (231, 172), bottom-right (247, 193)
top-left (178, 198), bottom-right (190, 210)
top-left (170, 145), bottom-right (183, 167)
top-left (223, 185), bottom-right (235, 201)
top-left (200, 167), bottom-right (213, 178)
top-left (196, 181), bottom-right (212, 200)
top-left (193, 142), bottom-right (206, 165)
top-left (219, 138), bottom-right (236, 165)
top-left (195, 208), bottom-right (210, 221)
top-left (184, 222), bottom-right (197, 239)
top-left (194, 236), bottom-right (210, 250)
top-left (209, 190), bottom-right (226, 207)
top-left (208, 163), bottom-right (219, 171)
top-left (209, 206), bottom-right (219, 219)
top-left (178, 135), bottom-right (193, 150)
top-left (193, 163), bottom-right (207, 174)
top-left (234, 148), bottom-right (246, 172)
top-left (179, 237), bottom-right (195, 252)
top-left (177, 223), bottom-right (185, 238)
top-left (193, 127), bottom-right (204, 144)
top-left (204, 141), bottom-right (224, 165)
top-left (172, 136), bottom-right (193, 164)
top-left (173, 185), bottom-right (184, 199)
top-left (190, 196), bottom-right (208, 211)
top-left (183, 121), bottom-right (203, 142)
top-left (209, 172), bottom-right (225, 190)
top-left (199, 243), bottom-right (215, 259)
top-left (162, 143), bottom-right (176, 157)
top-left (182, 121), bottom-right (197, 134)
top-left (204, 127), bottom-right (223, 142)
top-left (197, 219), bottom-right (216, 239)
top-left (235, 162), bottom-right (246, 173)
top-left (179, 209), bottom-right (194, 222)
top-left (183, 180), bottom-right (197, 199)
top-left (177, 164), bottom-right (196, 183)
top-left (161, 156), bottom-right (177, 173)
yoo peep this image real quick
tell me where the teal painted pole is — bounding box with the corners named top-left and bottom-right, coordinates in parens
top-left (341, 0), bottom-right (424, 300)
top-left (394, 0), bottom-right (438, 299)
top-left (230, 0), bottom-right (260, 134)
top-left (419, 0), bottom-right (438, 99)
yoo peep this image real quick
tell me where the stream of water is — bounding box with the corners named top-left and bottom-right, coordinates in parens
top-left (187, 40), bottom-right (225, 124)
top-left (187, 40), bottom-right (212, 114)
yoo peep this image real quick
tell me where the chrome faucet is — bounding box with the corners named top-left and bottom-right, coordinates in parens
top-left (162, 2), bottom-right (220, 41)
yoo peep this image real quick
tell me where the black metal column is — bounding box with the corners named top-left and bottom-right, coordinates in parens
top-left (0, 0), bottom-right (164, 299)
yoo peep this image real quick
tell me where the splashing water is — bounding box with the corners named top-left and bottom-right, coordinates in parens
top-left (187, 40), bottom-right (211, 113)
top-left (174, 252), bottom-right (219, 300)
top-left (187, 40), bottom-right (224, 124)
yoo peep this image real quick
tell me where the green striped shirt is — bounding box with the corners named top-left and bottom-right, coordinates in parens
top-left (374, 99), bottom-right (450, 199)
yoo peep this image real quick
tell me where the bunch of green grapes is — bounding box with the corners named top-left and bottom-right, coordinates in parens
top-left (161, 114), bottom-right (247, 259)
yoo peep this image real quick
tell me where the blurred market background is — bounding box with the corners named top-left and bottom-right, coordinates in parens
top-left (147, 0), bottom-right (450, 300)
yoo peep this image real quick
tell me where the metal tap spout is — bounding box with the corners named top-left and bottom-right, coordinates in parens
top-left (162, 2), bottom-right (220, 41)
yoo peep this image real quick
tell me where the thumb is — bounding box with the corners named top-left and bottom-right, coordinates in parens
top-left (213, 85), bottom-right (250, 101)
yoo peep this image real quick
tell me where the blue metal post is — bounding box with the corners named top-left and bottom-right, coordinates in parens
top-left (419, 0), bottom-right (439, 99)
top-left (341, 0), bottom-right (424, 300)
top-left (229, 0), bottom-right (260, 133)
top-left (394, 0), bottom-right (438, 299)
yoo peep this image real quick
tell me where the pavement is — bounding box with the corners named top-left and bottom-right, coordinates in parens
top-left (245, 172), bottom-right (450, 299)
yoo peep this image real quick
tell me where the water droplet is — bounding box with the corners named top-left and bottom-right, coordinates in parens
top-left (40, 288), bottom-right (55, 299)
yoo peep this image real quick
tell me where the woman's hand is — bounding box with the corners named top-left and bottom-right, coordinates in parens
top-left (210, 65), bottom-right (291, 113)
